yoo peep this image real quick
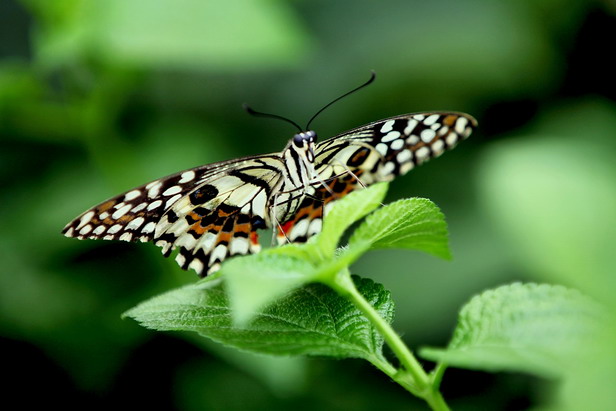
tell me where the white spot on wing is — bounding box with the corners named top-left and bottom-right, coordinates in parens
top-left (93, 225), bottom-right (106, 235)
top-left (399, 162), bottom-right (415, 174)
top-left (119, 232), bottom-right (133, 242)
top-left (446, 133), bottom-right (459, 147)
top-left (112, 204), bottom-right (132, 219)
top-left (175, 233), bottom-right (197, 250)
top-left (124, 190), bottom-right (141, 201)
top-left (201, 232), bottom-right (217, 250)
top-left (432, 139), bottom-right (445, 155)
top-left (163, 185), bottom-right (182, 196)
top-left (108, 224), bottom-right (123, 234)
top-left (131, 203), bottom-right (147, 213)
top-left (210, 244), bottom-right (228, 264)
top-left (230, 237), bottom-right (249, 255)
top-left (420, 129), bottom-right (436, 143)
top-left (146, 180), bottom-right (160, 189)
top-left (142, 221), bottom-right (156, 234)
top-left (76, 211), bottom-right (95, 230)
top-left (126, 216), bottom-right (145, 230)
top-left (381, 131), bottom-right (401, 143)
top-left (415, 146), bottom-right (430, 162)
top-left (175, 253), bottom-right (186, 267)
top-left (291, 219), bottom-right (309, 240)
top-left (308, 218), bottom-right (322, 236)
top-left (380, 161), bottom-right (396, 176)
top-left (380, 120), bottom-right (395, 133)
top-left (455, 117), bottom-right (468, 134)
top-left (407, 135), bottom-right (420, 145)
top-left (189, 259), bottom-right (204, 275)
top-left (179, 170), bottom-right (196, 183)
top-left (404, 119), bottom-right (418, 135)
top-left (396, 149), bottom-right (412, 163)
top-left (147, 199), bottom-right (163, 211)
top-left (147, 181), bottom-right (162, 198)
top-left (376, 143), bottom-right (388, 156)
top-left (423, 114), bottom-right (440, 126)
top-left (390, 139), bottom-right (404, 151)
top-left (79, 224), bottom-right (92, 235)
top-left (165, 194), bottom-right (182, 209)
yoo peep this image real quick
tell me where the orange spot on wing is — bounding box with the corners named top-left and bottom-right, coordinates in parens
top-left (443, 115), bottom-right (458, 127)
top-left (278, 220), bottom-right (295, 238)
top-left (250, 231), bottom-right (259, 245)
top-left (97, 201), bottom-right (116, 212)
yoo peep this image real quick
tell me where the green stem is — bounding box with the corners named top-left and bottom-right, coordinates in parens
top-left (327, 269), bottom-right (450, 411)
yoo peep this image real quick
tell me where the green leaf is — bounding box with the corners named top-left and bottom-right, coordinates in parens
top-left (222, 250), bottom-right (318, 325)
top-left (124, 276), bottom-right (394, 360)
top-left (420, 283), bottom-right (607, 378)
top-left (349, 198), bottom-right (451, 260)
top-left (316, 183), bottom-right (388, 257)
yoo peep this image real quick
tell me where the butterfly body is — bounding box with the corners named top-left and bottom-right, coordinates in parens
top-left (63, 111), bottom-right (476, 276)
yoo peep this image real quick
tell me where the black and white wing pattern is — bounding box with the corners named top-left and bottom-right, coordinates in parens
top-left (64, 111), bottom-right (476, 277)
top-left (63, 155), bottom-right (285, 277)
top-left (276, 112), bottom-right (476, 243)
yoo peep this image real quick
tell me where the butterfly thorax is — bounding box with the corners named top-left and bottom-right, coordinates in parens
top-left (271, 131), bottom-right (318, 223)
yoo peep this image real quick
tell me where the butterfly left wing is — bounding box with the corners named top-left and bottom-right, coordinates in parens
top-left (63, 155), bottom-right (285, 276)
top-left (277, 112), bottom-right (477, 243)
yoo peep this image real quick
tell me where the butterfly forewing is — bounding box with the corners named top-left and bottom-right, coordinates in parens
top-left (276, 112), bottom-right (476, 244)
top-left (63, 155), bottom-right (286, 276)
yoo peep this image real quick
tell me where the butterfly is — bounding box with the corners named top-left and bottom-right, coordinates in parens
top-left (63, 109), bottom-right (476, 277)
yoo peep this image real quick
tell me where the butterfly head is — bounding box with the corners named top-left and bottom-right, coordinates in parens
top-left (290, 130), bottom-right (317, 162)
top-left (292, 130), bottom-right (317, 147)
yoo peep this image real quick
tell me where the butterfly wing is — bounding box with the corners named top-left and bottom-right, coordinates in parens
top-left (63, 155), bottom-right (285, 276)
top-left (277, 112), bottom-right (477, 243)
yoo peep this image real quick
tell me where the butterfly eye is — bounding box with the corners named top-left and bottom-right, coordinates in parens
top-left (306, 131), bottom-right (317, 143)
top-left (293, 134), bottom-right (306, 146)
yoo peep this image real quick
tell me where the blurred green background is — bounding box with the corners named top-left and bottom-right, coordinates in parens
top-left (1, 0), bottom-right (615, 409)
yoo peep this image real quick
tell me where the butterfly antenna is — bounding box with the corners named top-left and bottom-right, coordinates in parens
top-left (243, 103), bottom-right (303, 133)
top-left (305, 71), bottom-right (376, 131)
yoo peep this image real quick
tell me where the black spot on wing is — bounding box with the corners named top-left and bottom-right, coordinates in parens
top-left (190, 185), bottom-right (219, 205)
top-left (251, 216), bottom-right (267, 230)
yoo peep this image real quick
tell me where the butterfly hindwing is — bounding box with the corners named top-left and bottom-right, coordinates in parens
top-left (276, 172), bottom-right (362, 244)
top-left (153, 162), bottom-right (284, 276)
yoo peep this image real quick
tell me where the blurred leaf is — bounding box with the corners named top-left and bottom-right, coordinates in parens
top-left (477, 100), bottom-right (616, 307)
top-left (349, 198), bottom-right (451, 260)
top-left (28, 0), bottom-right (311, 70)
top-left (191, 336), bottom-right (309, 396)
top-left (316, 183), bottom-right (388, 257)
top-left (125, 276), bottom-right (394, 361)
top-left (556, 329), bottom-right (616, 411)
top-left (420, 283), bottom-right (608, 378)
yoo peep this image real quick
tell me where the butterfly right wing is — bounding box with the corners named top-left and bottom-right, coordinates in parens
top-left (63, 154), bottom-right (286, 276)
top-left (276, 112), bottom-right (477, 244)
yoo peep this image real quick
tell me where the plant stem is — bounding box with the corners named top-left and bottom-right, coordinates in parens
top-left (328, 269), bottom-right (450, 411)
